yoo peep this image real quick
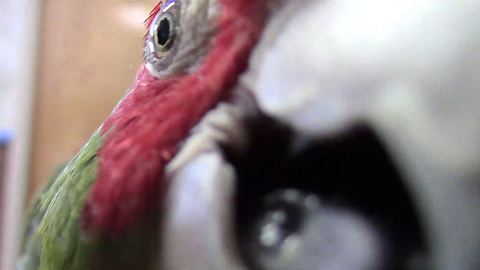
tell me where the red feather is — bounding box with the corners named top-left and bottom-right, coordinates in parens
top-left (145, 1), bottom-right (164, 30)
top-left (83, 0), bottom-right (268, 236)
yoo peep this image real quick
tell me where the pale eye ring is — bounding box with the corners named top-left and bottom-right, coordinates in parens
top-left (144, 0), bottom-right (180, 71)
top-left (151, 13), bottom-right (175, 53)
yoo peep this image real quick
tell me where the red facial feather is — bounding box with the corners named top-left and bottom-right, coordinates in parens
top-left (83, 0), bottom-right (267, 235)
top-left (145, 1), bottom-right (164, 31)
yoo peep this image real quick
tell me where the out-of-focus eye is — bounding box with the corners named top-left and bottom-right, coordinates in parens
top-left (226, 119), bottom-right (429, 270)
top-left (241, 189), bottom-right (386, 270)
top-left (145, 0), bottom-right (180, 69)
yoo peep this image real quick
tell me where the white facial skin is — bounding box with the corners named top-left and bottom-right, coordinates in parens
top-left (163, 0), bottom-right (480, 269)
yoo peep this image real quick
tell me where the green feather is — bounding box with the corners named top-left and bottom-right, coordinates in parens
top-left (18, 129), bottom-right (103, 270)
top-left (19, 128), bottom-right (160, 270)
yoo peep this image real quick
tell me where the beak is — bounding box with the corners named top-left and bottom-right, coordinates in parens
top-left (159, 102), bottom-right (249, 270)
top-left (159, 0), bottom-right (480, 269)
top-left (159, 97), bottom-right (423, 270)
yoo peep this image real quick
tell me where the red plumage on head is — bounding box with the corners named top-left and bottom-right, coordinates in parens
top-left (83, 0), bottom-right (268, 236)
top-left (145, 1), bottom-right (163, 30)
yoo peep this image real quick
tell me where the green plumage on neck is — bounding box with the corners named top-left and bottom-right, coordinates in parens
top-left (18, 130), bottom-right (103, 270)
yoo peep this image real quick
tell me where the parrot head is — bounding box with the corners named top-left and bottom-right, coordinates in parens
top-left (18, 0), bottom-right (480, 270)
top-left (83, 0), bottom-right (266, 235)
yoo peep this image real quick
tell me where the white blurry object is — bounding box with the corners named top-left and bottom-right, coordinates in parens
top-left (0, 1), bottom-right (41, 270)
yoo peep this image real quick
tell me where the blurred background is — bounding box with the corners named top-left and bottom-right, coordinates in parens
top-left (0, 0), bottom-right (157, 269)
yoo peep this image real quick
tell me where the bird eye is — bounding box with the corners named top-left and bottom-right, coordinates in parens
top-left (152, 13), bottom-right (175, 53)
top-left (144, 0), bottom-right (180, 70)
top-left (155, 15), bottom-right (174, 49)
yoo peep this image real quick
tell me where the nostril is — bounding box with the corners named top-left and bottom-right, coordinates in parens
top-left (222, 115), bottom-right (429, 270)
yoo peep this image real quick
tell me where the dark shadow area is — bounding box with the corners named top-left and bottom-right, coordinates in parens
top-left (222, 113), bottom-right (428, 270)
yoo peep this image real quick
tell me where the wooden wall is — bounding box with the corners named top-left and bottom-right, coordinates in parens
top-left (29, 0), bottom-right (159, 201)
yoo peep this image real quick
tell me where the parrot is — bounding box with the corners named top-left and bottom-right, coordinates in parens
top-left (17, 0), bottom-right (480, 270)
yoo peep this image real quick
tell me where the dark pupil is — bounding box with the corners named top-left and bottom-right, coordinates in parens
top-left (157, 18), bottom-right (171, 47)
